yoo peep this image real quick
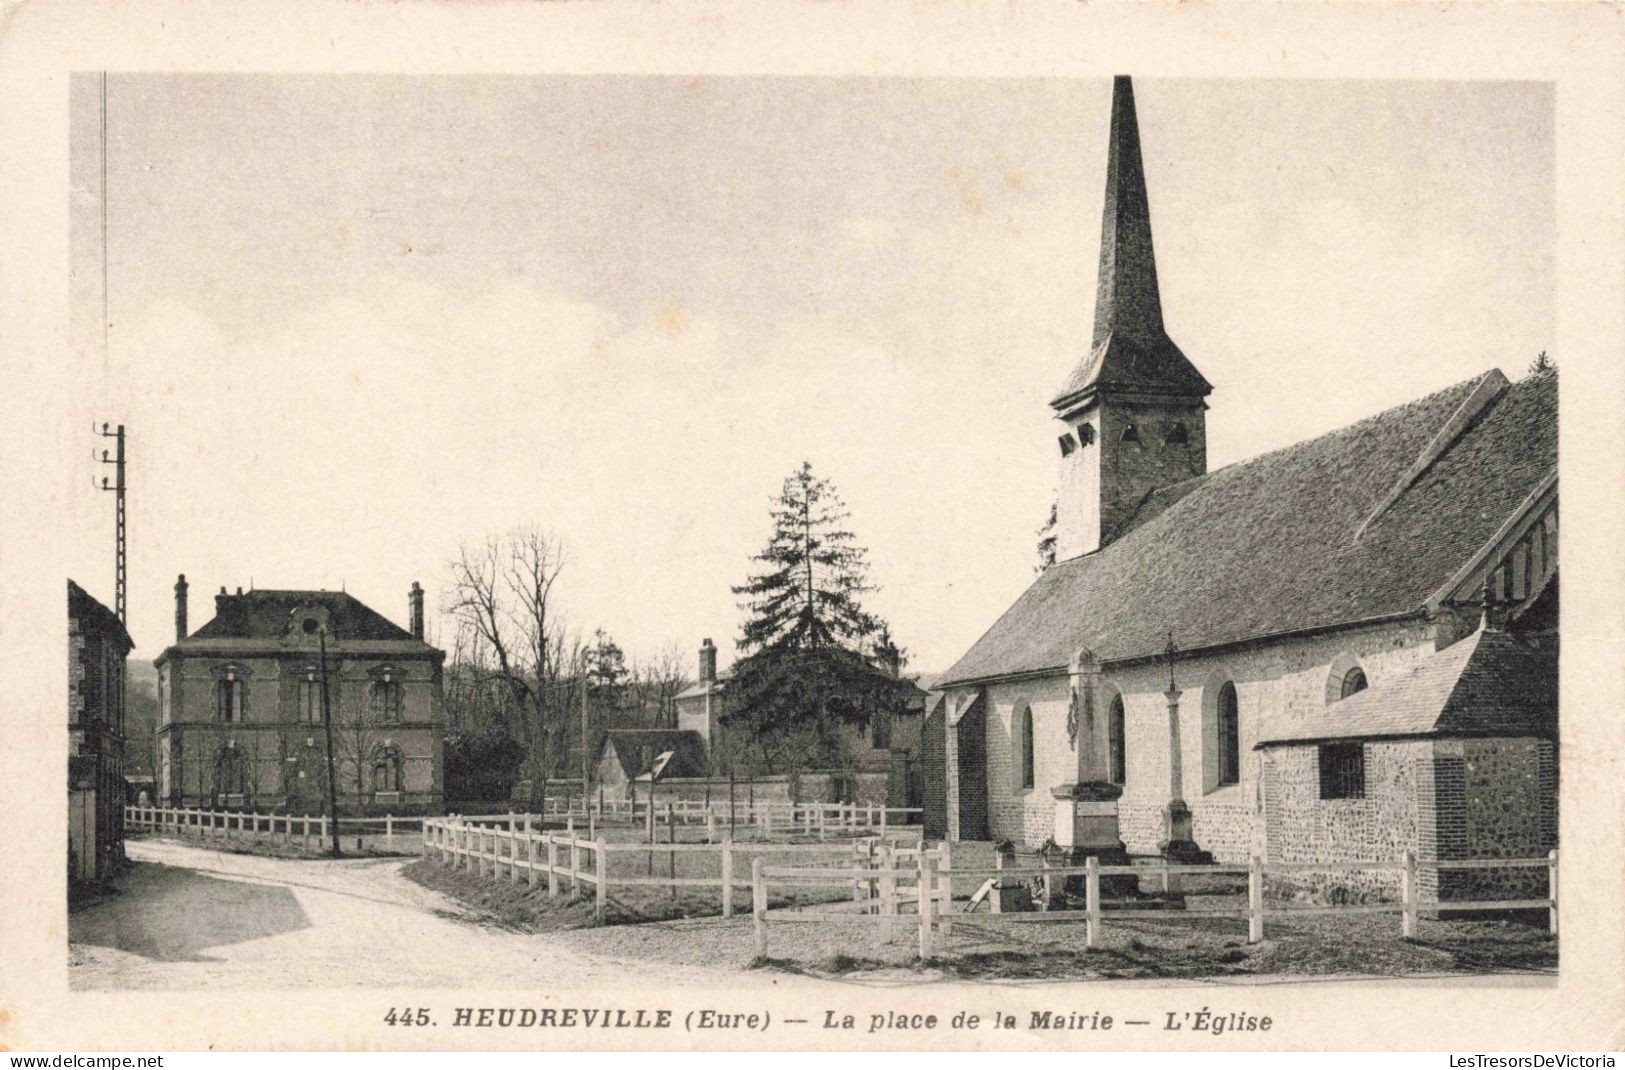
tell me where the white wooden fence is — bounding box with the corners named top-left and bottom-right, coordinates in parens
top-left (750, 848), bottom-right (1560, 960)
top-left (124, 805), bottom-right (414, 850)
top-left (421, 814), bottom-right (923, 921)
top-left (536, 796), bottom-right (922, 836)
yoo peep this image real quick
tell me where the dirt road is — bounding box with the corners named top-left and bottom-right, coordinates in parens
top-left (69, 838), bottom-right (731, 990)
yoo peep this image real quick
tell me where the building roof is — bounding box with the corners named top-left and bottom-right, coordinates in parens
top-left (68, 579), bottom-right (134, 652)
top-left (190, 589), bottom-right (417, 642)
top-left (1256, 625), bottom-right (1556, 747)
top-left (940, 368), bottom-right (1557, 686)
top-left (601, 729), bottom-right (708, 781)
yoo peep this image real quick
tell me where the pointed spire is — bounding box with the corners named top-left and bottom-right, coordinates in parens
top-left (1052, 76), bottom-right (1210, 412)
top-left (1093, 76), bottom-right (1164, 348)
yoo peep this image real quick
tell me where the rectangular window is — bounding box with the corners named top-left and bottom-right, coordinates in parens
top-left (300, 679), bottom-right (324, 724)
top-left (1318, 742), bottom-right (1366, 800)
top-left (371, 680), bottom-right (402, 721)
top-left (872, 710), bottom-right (892, 750)
top-left (217, 678), bottom-right (243, 723)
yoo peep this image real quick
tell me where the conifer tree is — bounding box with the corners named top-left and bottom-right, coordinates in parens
top-left (724, 462), bottom-right (912, 774)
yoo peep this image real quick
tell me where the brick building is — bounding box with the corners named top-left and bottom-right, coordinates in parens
top-left (68, 580), bottom-right (134, 885)
top-left (932, 77), bottom-right (1558, 899)
top-left (155, 578), bottom-right (447, 815)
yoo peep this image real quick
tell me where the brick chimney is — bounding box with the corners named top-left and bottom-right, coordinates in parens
top-left (409, 581), bottom-right (425, 640)
top-left (699, 638), bottom-right (717, 685)
top-left (216, 585), bottom-right (230, 616)
top-left (174, 574), bottom-right (189, 642)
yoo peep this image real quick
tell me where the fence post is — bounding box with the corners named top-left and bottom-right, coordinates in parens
top-left (880, 843), bottom-right (897, 940)
top-left (880, 806), bottom-right (888, 836)
top-left (569, 829), bottom-right (580, 895)
top-left (594, 838), bottom-right (607, 922)
top-left (918, 853), bottom-right (935, 961)
top-left (1040, 856), bottom-right (1052, 913)
top-left (546, 835), bottom-right (560, 897)
top-left (992, 849), bottom-right (1004, 914)
top-left (707, 811), bottom-right (717, 845)
top-left (320, 814), bottom-right (328, 848)
top-left (510, 828), bottom-right (522, 885)
top-left (1548, 848), bottom-right (1559, 936)
top-left (1402, 850), bottom-right (1418, 939)
top-left (526, 826), bottom-right (538, 888)
top-left (302, 814), bottom-right (311, 851)
top-left (721, 837), bottom-right (735, 919)
top-left (938, 839), bottom-right (953, 935)
top-left (283, 813), bottom-right (292, 845)
top-left (1247, 854), bottom-right (1264, 944)
top-left (385, 813), bottom-right (393, 846)
top-left (752, 857), bottom-right (767, 958)
top-left (1085, 855), bottom-right (1101, 950)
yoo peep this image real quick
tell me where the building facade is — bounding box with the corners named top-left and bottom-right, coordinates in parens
top-left (933, 77), bottom-right (1558, 898)
top-left (68, 580), bottom-right (134, 885)
top-left (155, 578), bottom-right (446, 815)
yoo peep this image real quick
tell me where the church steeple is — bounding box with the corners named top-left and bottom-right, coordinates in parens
top-left (1052, 76), bottom-right (1211, 412)
top-left (1049, 77), bottom-right (1212, 560)
top-left (1092, 75), bottom-right (1164, 349)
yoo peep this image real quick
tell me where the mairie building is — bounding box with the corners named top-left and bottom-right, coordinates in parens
top-left (155, 577), bottom-right (447, 815)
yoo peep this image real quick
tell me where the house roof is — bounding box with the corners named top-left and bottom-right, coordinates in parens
top-left (940, 368), bottom-right (1557, 685)
top-left (1257, 625), bottom-right (1556, 747)
top-left (189, 589), bottom-right (418, 642)
top-left (68, 579), bottom-right (133, 652)
top-left (602, 729), bottom-right (708, 781)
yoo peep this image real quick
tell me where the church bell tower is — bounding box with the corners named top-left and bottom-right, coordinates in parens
top-left (1051, 77), bottom-right (1212, 560)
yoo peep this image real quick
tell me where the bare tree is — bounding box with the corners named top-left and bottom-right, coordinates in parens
top-left (445, 527), bottom-right (570, 789)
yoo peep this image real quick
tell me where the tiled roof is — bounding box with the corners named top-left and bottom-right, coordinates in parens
top-left (940, 368), bottom-right (1558, 685)
top-left (603, 729), bottom-right (708, 780)
top-left (189, 589), bottom-right (417, 643)
top-left (1257, 625), bottom-right (1556, 746)
top-left (68, 579), bottom-right (134, 652)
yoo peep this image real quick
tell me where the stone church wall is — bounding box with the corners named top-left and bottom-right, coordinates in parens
top-left (950, 616), bottom-right (1442, 860)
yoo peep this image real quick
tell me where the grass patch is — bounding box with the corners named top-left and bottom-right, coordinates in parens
top-left (400, 858), bottom-right (601, 931)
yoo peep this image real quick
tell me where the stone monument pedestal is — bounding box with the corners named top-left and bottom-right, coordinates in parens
top-left (1049, 782), bottom-right (1134, 900)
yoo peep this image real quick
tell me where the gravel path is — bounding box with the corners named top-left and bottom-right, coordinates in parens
top-left (69, 838), bottom-right (733, 990)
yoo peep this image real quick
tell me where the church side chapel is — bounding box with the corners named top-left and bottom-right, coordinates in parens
top-left (933, 77), bottom-right (1558, 902)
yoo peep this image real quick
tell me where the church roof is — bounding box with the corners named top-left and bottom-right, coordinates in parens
top-left (1052, 76), bottom-right (1211, 411)
top-left (188, 589), bottom-right (418, 643)
top-left (1256, 625), bottom-right (1556, 746)
top-left (940, 368), bottom-right (1557, 685)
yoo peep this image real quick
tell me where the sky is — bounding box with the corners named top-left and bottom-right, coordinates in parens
top-left (66, 74), bottom-right (1554, 676)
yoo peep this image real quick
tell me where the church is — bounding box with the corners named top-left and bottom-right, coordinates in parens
top-left (932, 77), bottom-right (1557, 902)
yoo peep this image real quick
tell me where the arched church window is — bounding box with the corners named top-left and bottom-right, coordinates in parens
top-left (1108, 694), bottom-right (1126, 785)
top-left (1325, 655), bottom-right (1370, 704)
top-left (1017, 705), bottom-right (1035, 791)
top-left (1121, 423), bottom-right (1140, 445)
top-left (1166, 422), bottom-right (1190, 446)
top-left (1216, 682), bottom-right (1240, 786)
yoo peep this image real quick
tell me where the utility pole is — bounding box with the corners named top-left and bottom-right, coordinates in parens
top-left (319, 627), bottom-right (341, 857)
top-left (95, 423), bottom-right (127, 622)
top-left (580, 671), bottom-right (590, 808)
